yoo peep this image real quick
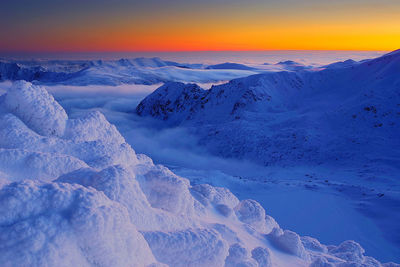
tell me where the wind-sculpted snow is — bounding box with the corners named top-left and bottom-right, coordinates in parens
top-left (57, 165), bottom-right (197, 231)
top-left (301, 236), bottom-right (328, 253)
top-left (0, 181), bottom-right (156, 267)
top-left (0, 88), bottom-right (139, 169)
top-left (191, 183), bottom-right (240, 208)
top-left (251, 247), bottom-right (273, 267)
top-left (235, 199), bottom-right (277, 233)
top-left (268, 228), bottom-right (310, 260)
top-left (191, 183), bottom-right (240, 218)
top-left (0, 149), bottom-right (88, 182)
top-left (137, 166), bottom-right (195, 215)
top-left (142, 228), bottom-right (229, 267)
top-left (3, 81), bottom-right (68, 136)
top-left (64, 110), bottom-right (125, 144)
top-left (225, 243), bottom-right (259, 266)
top-left (0, 81), bottom-right (396, 266)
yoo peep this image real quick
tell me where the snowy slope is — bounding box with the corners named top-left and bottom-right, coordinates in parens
top-left (134, 50), bottom-right (400, 263)
top-left (136, 50), bottom-right (400, 167)
top-left (273, 61), bottom-right (311, 71)
top-left (0, 81), bottom-right (395, 266)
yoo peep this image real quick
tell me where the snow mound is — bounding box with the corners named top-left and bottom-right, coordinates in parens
top-left (225, 243), bottom-right (258, 266)
top-left (137, 165), bottom-right (194, 215)
top-left (191, 183), bottom-right (240, 209)
top-left (235, 199), bottom-right (271, 233)
top-left (57, 165), bottom-right (195, 231)
top-left (310, 245), bottom-right (385, 267)
top-left (3, 81), bottom-right (67, 137)
top-left (328, 240), bottom-right (365, 262)
top-left (0, 149), bottom-right (87, 182)
top-left (268, 228), bottom-right (310, 260)
top-left (301, 236), bottom-right (328, 253)
top-left (64, 110), bottom-right (125, 144)
top-left (0, 181), bottom-right (156, 267)
top-left (0, 94), bottom-right (138, 170)
top-left (191, 185), bottom-right (244, 218)
top-left (0, 113), bottom-right (43, 149)
top-left (142, 228), bottom-right (228, 267)
top-left (251, 247), bottom-right (272, 267)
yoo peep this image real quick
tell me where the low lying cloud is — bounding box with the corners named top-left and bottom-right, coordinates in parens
top-left (1, 80), bottom-right (267, 177)
top-left (38, 83), bottom-right (267, 177)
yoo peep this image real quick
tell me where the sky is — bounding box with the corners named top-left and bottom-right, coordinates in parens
top-left (1, 0), bottom-right (399, 52)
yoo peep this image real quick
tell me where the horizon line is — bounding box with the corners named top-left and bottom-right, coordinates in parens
top-left (0, 49), bottom-right (393, 54)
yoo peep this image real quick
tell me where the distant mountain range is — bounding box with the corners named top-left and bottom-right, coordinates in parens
top-left (0, 56), bottom-right (343, 86)
top-left (0, 57), bottom-right (261, 86)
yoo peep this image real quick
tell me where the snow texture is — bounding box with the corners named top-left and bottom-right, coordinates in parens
top-left (0, 80), bottom-right (396, 266)
top-left (3, 81), bottom-right (67, 136)
top-left (0, 181), bottom-right (156, 267)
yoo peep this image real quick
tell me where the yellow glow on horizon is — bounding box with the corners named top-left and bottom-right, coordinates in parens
top-left (3, 2), bottom-right (399, 52)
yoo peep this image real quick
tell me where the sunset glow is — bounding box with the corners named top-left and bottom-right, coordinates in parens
top-left (1, 0), bottom-right (399, 52)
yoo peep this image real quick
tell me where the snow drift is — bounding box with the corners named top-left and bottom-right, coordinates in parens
top-left (0, 81), bottom-right (397, 266)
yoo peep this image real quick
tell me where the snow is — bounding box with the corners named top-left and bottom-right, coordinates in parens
top-left (2, 51), bottom-right (381, 87)
top-left (135, 50), bottom-right (400, 180)
top-left (301, 236), bottom-right (328, 253)
top-left (225, 243), bottom-right (259, 266)
top-left (206, 63), bottom-right (256, 71)
top-left (142, 228), bottom-right (229, 267)
top-left (268, 228), bottom-right (310, 260)
top-left (3, 80), bottom-right (68, 137)
top-left (235, 199), bottom-right (271, 233)
top-left (191, 183), bottom-right (240, 209)
top-left (64, 110), bottom-right (125, 143)
top-left (0, 50), bottom-right (399, 266)
top-left (135, 50), bottom-right (400, 263)
top-left (252, 247), bottom-right (273, 267)
top-left (0, 181), bottom-right (156, 267)
top-left (0, 57), bottom-right (258, 86)
top-left (0, 149), bottom-right (87, 182)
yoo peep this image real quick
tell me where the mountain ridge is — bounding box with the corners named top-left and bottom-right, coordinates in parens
top-left (136, 49), bottom-right (400, 166)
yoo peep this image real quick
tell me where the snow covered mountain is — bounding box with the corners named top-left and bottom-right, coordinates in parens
top-left (136, 50), bottom-right (400, 167)
top-left (0, 81), bottom-right (396, 266)
top-left (0, 58), bottom-right (259, 86)
top-left (0, 56), bottom-right (330, 87)
top-left (206, 63), bottom-right (257, 70)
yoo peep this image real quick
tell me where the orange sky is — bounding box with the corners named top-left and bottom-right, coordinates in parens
top-left (1, 0), bottom-right (399, 51)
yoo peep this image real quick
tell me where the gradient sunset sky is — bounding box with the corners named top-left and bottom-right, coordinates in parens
top-left (1, 0), bottom-right (399, 52)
